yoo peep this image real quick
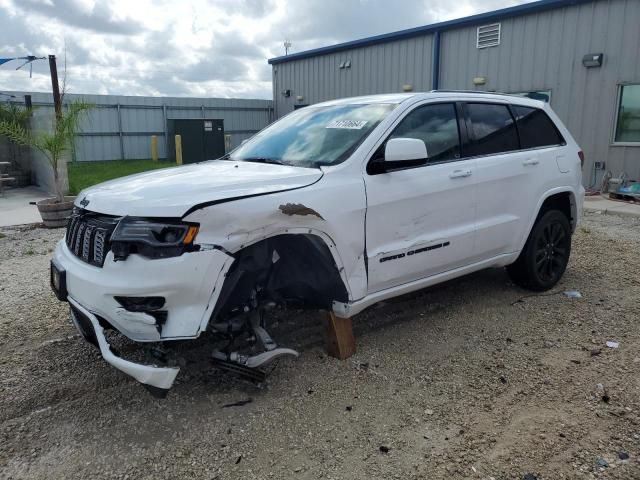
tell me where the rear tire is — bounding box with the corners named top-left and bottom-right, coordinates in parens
top-left (506, 210), bottom-right (571, 291)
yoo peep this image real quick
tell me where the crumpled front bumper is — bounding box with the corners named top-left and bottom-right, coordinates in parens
top-left (53, 237), bottom-right (235, 395)
top-left (53, 239), bottom-right (234, 341)
top-left (68, 297), bottom-right (179, 395)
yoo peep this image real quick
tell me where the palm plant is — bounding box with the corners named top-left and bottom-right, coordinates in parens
top-left (0, 103), bottom-right (32, 177)
top-left (0, 100), bottom-right (91, 202)
top-left (0, 102), bottom-right (32, 126)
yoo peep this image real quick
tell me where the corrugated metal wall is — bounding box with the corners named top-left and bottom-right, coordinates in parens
top-left (271, 0), bottom-right (640, 184)
top-left (273, 35), bottom-right (433, 116)
top-left (6, 91), bottom-right (273, 162)
top-left (439, 0), bottom-right (640, 186)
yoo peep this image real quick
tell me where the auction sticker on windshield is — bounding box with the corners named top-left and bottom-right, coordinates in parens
top-left (326, 120), bottom-right (368, 129)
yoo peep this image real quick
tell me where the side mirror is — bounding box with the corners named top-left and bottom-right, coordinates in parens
top-left (385, 138), bottom-right (428, 162)
top-left (368, 138), bottom-right (428, 174)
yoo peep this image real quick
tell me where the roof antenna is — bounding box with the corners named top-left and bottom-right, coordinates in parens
top-left (284, 40), bottom-right (292, 55)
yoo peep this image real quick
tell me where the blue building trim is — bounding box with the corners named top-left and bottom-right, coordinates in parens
top-left (431, 30), bottom-right (441, 90)
top-left (268, 0), bottom-right (594, 65)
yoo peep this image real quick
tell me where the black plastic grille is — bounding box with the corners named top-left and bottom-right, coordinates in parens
top-left (65, 210), bottom-right (119, 267)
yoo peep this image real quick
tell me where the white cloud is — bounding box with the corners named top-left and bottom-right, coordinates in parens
top-left (0, 0), bottom-right (524, 99)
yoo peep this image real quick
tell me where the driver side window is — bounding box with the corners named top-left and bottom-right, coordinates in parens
top-left (390, 103), bottom-right (461, 163)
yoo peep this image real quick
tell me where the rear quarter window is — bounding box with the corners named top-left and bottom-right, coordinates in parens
top-left (512, 105), bottom-right (565, 149)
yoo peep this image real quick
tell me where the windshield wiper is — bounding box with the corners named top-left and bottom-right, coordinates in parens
top-left (241, 157), bottom-right (287, 166)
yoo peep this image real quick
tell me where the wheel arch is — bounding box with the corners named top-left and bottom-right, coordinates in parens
top-left (518, 187), bottom-right (578, 255)
top-left (535, 189), bottom-right (578, 231)
top-left (209, 230), bottom-right (352, 324)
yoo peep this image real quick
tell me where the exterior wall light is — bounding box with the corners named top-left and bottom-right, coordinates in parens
top-left (582, 53), bottom-right (603, 68)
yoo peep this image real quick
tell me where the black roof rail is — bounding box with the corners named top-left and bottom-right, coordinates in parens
top-left (429, 89), bottom-right (514, 96)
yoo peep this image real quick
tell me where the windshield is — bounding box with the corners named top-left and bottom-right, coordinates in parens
top-left (227, 103), bottom-right (396, 168)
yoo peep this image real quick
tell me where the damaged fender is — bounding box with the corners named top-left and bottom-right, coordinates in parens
top-left (184, 170), bottom-right (369, 317)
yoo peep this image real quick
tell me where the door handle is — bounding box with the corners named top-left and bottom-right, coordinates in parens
top-left (522, 158), bottom-right (540, 166)
top-left (449, 169), bottom-right (472, 179)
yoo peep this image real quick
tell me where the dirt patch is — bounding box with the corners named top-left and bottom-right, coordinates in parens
top-left (1, 212), bottom-right (639, 479)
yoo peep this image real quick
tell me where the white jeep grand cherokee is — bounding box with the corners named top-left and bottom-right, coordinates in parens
top-left (51, 91), bottom-right (584, 396)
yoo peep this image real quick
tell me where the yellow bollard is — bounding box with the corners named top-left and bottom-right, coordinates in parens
top-left (151, 135), bottom-right (158, 162)
top-left (175, 134), bottom-right (183, 165)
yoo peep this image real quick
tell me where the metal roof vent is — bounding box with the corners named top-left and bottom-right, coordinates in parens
top-left (477, 23), bottom-right (501, 49)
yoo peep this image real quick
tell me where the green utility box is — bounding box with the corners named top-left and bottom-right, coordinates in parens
top-left (167, 119), bottom-right (226, 164)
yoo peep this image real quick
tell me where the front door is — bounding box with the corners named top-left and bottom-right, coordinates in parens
top-left (364, 102), bottom-right (477, 294)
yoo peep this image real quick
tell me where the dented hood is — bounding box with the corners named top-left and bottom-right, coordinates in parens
top-left (75, 160), bottom-right (323, 217)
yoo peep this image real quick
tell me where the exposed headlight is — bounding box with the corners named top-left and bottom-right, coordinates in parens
top-left (111, 217), bottom-right (199, 261)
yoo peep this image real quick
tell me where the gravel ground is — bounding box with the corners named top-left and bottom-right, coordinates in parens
top-left (1, 212), bottom-right (639, 480)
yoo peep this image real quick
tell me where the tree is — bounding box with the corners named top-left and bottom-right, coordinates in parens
top-left (0, 100), bottom-right (91, 202)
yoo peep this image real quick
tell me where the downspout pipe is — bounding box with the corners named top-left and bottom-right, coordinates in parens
top-left (432, 30), bottom-right (441, 90)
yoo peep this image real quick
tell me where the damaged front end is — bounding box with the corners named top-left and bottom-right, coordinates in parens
top-left (205, 234), bottom-right (349, 382)
top-left (54, 209), bottom-right (349, 396)
top-left (53, 209), bottom-right (234, 396)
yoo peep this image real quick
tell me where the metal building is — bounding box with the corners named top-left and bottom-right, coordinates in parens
top-left (268, 0), bottom-right (640, 185)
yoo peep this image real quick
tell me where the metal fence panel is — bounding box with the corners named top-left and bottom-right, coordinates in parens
top-left (4, 91), bottom-right (273, 162)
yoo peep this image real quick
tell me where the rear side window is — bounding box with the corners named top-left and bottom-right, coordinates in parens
top-left (466, 103), bottom-right (519, 156)
top-left (390, 103), bottom-right (461, 163)
top-left (512, 105), bottom-right (564, 148)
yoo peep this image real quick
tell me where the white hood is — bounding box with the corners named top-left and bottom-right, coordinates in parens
top-left (75, 160), bottom-right (323, 217)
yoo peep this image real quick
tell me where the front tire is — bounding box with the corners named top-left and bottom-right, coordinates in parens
top-left (507, 210), bottom-right (571, 291)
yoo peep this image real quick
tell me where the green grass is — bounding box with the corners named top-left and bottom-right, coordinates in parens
top-left (68, 159), bottom-right (176, 195)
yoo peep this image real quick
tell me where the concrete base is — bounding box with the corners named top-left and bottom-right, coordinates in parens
top-left (584, 195), bottom-right (640, 219)
top-left (0, 186), bottom-right (50, 227)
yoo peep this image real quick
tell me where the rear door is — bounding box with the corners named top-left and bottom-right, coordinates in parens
top-left (468, 102), bottom-right (565, 258)
top-left (364, 102), bottom-right (478, 293)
